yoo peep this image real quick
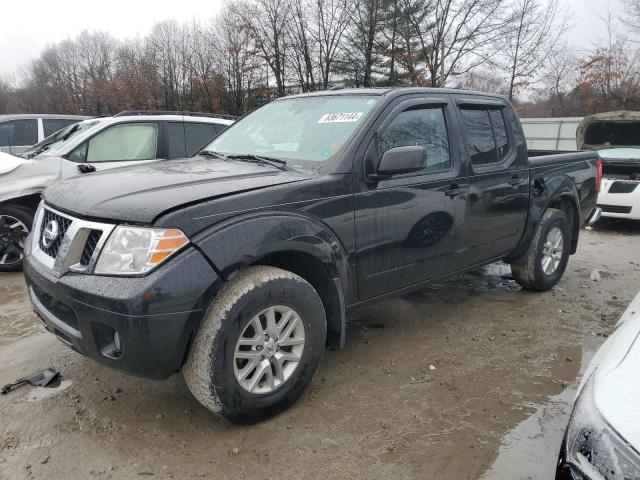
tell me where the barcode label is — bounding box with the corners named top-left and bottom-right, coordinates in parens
top-left (318, 112), bottom-right (364, 123)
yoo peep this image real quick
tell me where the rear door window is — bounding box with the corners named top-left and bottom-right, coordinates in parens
top-left (167, 122), bottom-right (187, 159)
top-left (185, 123), bottom-right (218, 156)
top-left (0, 119), bottom-right (38, 146)
top-left (461, 109), bottom-right (497, 165)
top-left (43, 118), bottom-right (79, 137)
top-left (489, 110), bottom-right (510, 161)
top-left (461, 107), bottom-right (511, 165)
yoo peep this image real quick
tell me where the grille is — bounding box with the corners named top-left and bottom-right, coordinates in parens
top-left (608, 181), bottom-right (638, 194)
top-left (39, 209), bottom-right (72, 258)
top-left (598, 204), bottom-right (633, 214)
top-left (80, 230), bottom-right (102, 266)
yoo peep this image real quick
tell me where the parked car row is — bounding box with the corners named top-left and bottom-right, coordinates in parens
top-left (0, 111), bottom-right (234, 271)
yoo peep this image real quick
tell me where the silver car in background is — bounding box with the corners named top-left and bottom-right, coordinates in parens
top-left (0, 114), bottom-right (90, 155)
top-left (0, 111), bottom-right (234, 272)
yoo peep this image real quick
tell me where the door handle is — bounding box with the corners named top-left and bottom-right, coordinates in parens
top-left (508, 175), bottom-right (524, 186)
top-left (445, 184), bottom-right (464, 197)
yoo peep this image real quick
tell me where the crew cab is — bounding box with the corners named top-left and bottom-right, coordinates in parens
top-left (23, 88), bottom-right (601, 423)
top-left (0, 111), bottom-right (234, 271)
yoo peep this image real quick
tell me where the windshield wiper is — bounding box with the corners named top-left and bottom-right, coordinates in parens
top-left (225, 154), bottom-right (288, 171)
top-left (61, 123), bottom-right (79, 141)
top-left (199, 150), bottom-right (229, 161)
top-left (24, 145), bottom-right (50, 159)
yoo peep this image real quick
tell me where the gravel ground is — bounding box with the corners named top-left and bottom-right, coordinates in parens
top-left (1, 221), bottom-right (639, 480)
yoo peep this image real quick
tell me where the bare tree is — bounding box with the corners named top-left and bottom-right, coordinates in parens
top-left (288, 0), bottom-right (317, 91)
top-left (501, 0), bottom-right (568, 101)
top-left (313, 0), bottom-right (352, 89)
top-left (240, 0), bottom-right (292, 97)
top-left (541, 47), bottom-right (577, 115)
top-left (215, 2), bottom-right (263, 114)
top-left (408, 0), bottom-right (510, 87)
top-left (342, 0), bottom-right (386, 87)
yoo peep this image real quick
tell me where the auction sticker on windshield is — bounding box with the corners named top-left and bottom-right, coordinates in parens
top-left (318, 112), bottom-right (364, 123)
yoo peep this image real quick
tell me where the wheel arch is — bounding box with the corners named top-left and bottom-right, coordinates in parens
top-left (506, 176), bottom-right (581, 264)
top-left (0, 192), bottom-right (42, 212)
top-left (192, 212), bottom-right (353, 349)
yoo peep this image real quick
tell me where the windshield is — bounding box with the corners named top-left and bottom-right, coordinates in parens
top-left (202, 95), bottom-right (379, 168)
top-left (21, 119), bottom-right (102, 158)
top-left (597, 147), bottom-right (640, 161)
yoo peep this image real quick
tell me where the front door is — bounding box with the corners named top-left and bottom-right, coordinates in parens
top-left (60, 122), bottom-right (161, 178)
top-left (355, 96), bottom-right (468, 300)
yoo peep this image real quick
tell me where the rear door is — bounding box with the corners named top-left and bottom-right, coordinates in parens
top-left (61, 121), bottom-right (160, 176)
top-left (355, 95), bottom-right (468, 300)
top-left (456, 98), bottom-right (529, 265)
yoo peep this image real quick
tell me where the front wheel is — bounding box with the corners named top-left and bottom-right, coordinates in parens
top-left (0, 206), bottom-right (34, 272)
top-left (183, 266), bottom-right (326, 424)
top-left (511, 208), bottom-right (571, 291)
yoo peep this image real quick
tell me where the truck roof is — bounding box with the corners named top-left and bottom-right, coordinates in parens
top-left (283, 87), bottom-right (508, 101)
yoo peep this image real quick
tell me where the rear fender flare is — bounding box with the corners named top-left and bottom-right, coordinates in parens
top-left (507, 175), bottom-right (581, 264)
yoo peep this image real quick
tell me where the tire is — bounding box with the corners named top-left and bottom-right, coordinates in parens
top-left (511, 208), bottom-right (571, 291)
top-left (0, 205), bottom-right (34, 272)
top-left (183, 266), bottom-right (326, 424)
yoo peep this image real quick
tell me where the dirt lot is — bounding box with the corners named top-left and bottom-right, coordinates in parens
top-left (1, 222), bottom-right (639, 480)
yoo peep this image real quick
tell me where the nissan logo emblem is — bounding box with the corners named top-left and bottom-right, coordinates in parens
top-left (42, 220), bottom-right (60, 248)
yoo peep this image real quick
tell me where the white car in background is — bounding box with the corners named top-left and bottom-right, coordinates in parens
top-left (0, 111), bottom-right (234, 271)
top-left (0, 114), bottom-right (89, 155)
top-left (577, 112), bottom-right (640, 221)
top-left (557, 291), bottom-right (640, 479)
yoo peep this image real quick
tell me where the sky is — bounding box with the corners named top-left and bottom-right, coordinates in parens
top-left (0, 0), bottom-right (627, 78)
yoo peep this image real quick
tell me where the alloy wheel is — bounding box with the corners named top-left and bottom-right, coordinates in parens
top-left (541, 226), bottom-right (564, 275)
top-left (0, 215), bottom-right (28, 266)
top-left (233, 305), bottom-right (306, 394)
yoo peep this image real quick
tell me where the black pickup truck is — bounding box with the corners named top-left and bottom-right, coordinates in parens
top-left (23, 88), bottom-right (601, 423)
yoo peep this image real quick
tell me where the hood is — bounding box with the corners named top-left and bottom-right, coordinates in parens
top-left (583, 292), bottom-right (640, 448)
top-left (0, 151), bottom-right (26, 175)
top-left (43, 157), bottom-right (311, 223)
top-left (577, 111), bottom-right (640, 150)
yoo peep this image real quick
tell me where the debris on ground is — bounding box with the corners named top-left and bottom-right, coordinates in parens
top-left (1, 368), bottom-right (60, 395)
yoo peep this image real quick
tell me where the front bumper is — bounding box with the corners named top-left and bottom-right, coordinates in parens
top-left (24, 246), bottom-right (220, 380)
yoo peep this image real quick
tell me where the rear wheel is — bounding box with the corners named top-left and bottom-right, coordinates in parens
top-left (511, 208), bottom-right (571, 291)
top-left (0, 206), bottom-right (33, 272)
top-left (183, 266), bottom-right (326, 424)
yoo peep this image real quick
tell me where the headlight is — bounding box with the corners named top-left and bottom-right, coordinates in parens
top-left (94, 226), bottom-right (189, 276)
top-left (565, 373), bottom-right (640, 480)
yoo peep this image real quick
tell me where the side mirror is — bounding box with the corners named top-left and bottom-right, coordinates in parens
top-left (374, 145), bottom-right (426, 178)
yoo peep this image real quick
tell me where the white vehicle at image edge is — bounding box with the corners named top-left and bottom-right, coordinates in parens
top-left (557, 291), bottom-right (640, 479)
top-left (577, 112), bottom-right (640, 221)
top-left (0, 111), bottom-right (234, 272)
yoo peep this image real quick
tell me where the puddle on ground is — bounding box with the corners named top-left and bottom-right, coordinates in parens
top-left (0, 273), bottom-right (40, 347)
top-left (482, 345), bottom-right (595, 480)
